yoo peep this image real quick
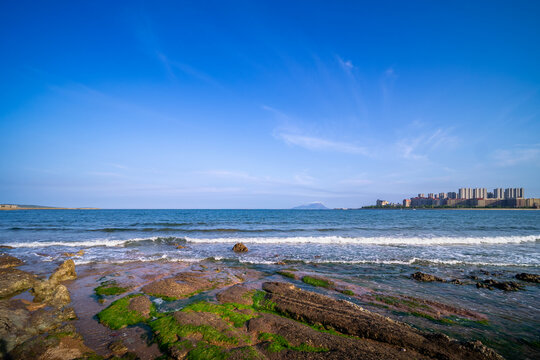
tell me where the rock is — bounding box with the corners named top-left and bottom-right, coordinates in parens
top-left (515, 272), bottom-right (540, 283)
top-left (109, 339), bottom-right (129, 356)
top-left (32, 281), bottom-right (72, 307)
top-left (50, 284), bottom-right (71, 307)
top-left (216, 285), bottom-right (253, 305)
top-left (0, 268), bottom-right (36, 298)
top-left (261, 281), bottom-right (502, 360)
top-left (0, 245), bottom-right (14, 249)
top-left (232, 242), bottom-right (248, 253)
top-left (411, 272), bottom-right (445, 282)
top-left (49, 259), bottom-right (77, 283)
top-left (142, 272), bottom-right (216, 299)
top-left (128, 295), bottom-right (152, 318)
top-left (450, 279), bottom-right (463, 285)
top-left (0, 253), bottom-right (23, 268)
top-left (63, 249), bottom-right (85, 257)
top-left (476, 280), bottom-right (523, 291)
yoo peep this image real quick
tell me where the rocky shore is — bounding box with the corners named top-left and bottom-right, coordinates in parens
top-left (0, 249), bottom-right (538, 359)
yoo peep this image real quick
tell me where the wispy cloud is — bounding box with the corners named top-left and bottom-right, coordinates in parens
top-left (277, 133), bottom-right (370, 156)
top-left (492, 144), bottom-right (540, 166)
top-left (337, 56), bottom-right (354, 72)
top-left (397, 128), bottom-right (458, 161)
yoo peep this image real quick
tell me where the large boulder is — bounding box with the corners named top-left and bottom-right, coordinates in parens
top-left (49, 259), bottom-right (77, 283)
top-left (232, 242), bottom-right (248, 253)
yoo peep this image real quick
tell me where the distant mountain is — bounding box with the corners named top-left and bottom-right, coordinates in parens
top-left (292, 202), bottom-right (330, 210)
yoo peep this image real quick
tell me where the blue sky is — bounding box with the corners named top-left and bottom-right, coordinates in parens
top-left (1, 1), bottom-right (539, 208)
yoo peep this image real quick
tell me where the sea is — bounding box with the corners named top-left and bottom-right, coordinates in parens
top-left (1, 209), bottom-right (539, 358)
top-left (1, 209), bottom-right (538, 268)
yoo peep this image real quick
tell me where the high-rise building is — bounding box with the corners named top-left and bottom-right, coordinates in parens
top-left (439, 192), bottom-right (447, 199)
top-left (418, 193), bottom-right (425, 198)
top-left (504, 188), bottom-right (524, 199)
top-left (493, 188), bottom-right (503, 199)
top-left (428, 193), bottom-right (435, 199)
top-left (447, 192), bottom-right (457, 199)
top-left (473, 188), bottom-right (487, 199)
top-left (459, 188), bottom-right (472, 199)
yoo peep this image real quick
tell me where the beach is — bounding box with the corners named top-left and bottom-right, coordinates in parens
top-left (0, 209), bottom-right (539, 359)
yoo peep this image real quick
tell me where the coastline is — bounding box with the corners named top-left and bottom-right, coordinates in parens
top-left (1, 252), bottom-right (538, 359)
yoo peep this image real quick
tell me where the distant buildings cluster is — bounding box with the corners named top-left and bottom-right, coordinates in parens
top-left (372, 187), bottom-right (540, 209)
top-left (400, 187), bottom-right (539, 208)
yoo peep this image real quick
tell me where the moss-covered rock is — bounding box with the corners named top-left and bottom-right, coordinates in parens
top-left (97, 294), bottom-right (155, 330)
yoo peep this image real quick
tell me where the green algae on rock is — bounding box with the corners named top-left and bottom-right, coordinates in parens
top-left (301, 275), bottom-right (334, 289)
top-left (97, 294), bottom-right (155, 330)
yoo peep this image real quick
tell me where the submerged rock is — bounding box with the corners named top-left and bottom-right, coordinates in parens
top-left (411, 272), bottom-right (445, 282)
top-left (515, 272), bottom-right (540, 283)
top-left (232, 242), bottom-right (248, 253)
top-left (476, 280), bottom-right (523, 291)
top-left (0, 253), bottom-right (23, 268)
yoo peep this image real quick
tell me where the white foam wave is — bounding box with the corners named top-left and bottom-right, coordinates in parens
top-left (185, 235), bottom-right (540, 246)
top-left (4, 234), bottom-right (538, 249)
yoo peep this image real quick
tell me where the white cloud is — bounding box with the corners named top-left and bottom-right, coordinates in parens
top-left (277, 133), bottom-right (370, 156)
top-left (492, 144), bottom-right (540, 166)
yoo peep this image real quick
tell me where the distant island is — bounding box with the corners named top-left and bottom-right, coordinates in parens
top-left (0, 204), bottom-right (99, 210)
top-left (292, 202), bottom-right (329, 210)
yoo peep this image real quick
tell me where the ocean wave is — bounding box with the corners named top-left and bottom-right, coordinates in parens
top-left (184, 235), bottom-right (540, 245)
top-left (3, 234), bottom-right (538, 249)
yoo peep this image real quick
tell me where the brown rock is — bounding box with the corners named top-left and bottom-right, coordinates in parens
top-left (141, 272), bottom-right (215, 299)
top-left (476, 279), bottom-right (523, 291)
top-left (128, 295), bottom-right (152, 318)
top-left (49, 259), bottom-right (77, 283)
top-left (0, 268), bottom-right (36, 298)
top-left (411, 272), bottom-right (445, 282)
top-left (0, 253), bottom-right (23, 268)
top-left (217, 285), bottom-right (253, 305)
top-left (515, 272), bottom-right (540, 283)
top-left (232, 242), bottom-right (248, 253)
top-left (261, 281), bottom-right (502, 360)
top-left (109, 339), bottom-right (129, 356)
top-left (450, 279), bottom-right (463, 285)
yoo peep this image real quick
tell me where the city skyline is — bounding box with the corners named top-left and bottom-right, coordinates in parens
top-left (1, 1), bottom-right (539, 208)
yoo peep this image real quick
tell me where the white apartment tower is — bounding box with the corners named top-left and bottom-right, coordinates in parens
top-left (473, 188), bottom-right (487, 199)
top-left (458, 188), bottom-right (472, 199)
top-left (493, 188), bottom-right (503, 199)
top-left (504, 188), bottom-right (524, 199)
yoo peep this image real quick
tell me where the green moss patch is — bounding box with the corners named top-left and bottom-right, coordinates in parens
top-left (186, 341), bottom-right (230, 360)
top-left (277, 271), bottom-right (296, 279)
top-left (97, 294), bottom-right (155, 330)
top-left (339, 289), bottom-right (355, 296)
top-left (302, 276), bottom-right (334, 289)
top-left (258, 332), bottom-right (329, 353)
top-left (182, 301), bottom-right (256, 327)
top-left (150, 315), bottom-right (238, 348)
top-left (94, 280), bottom-right (128, 298)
